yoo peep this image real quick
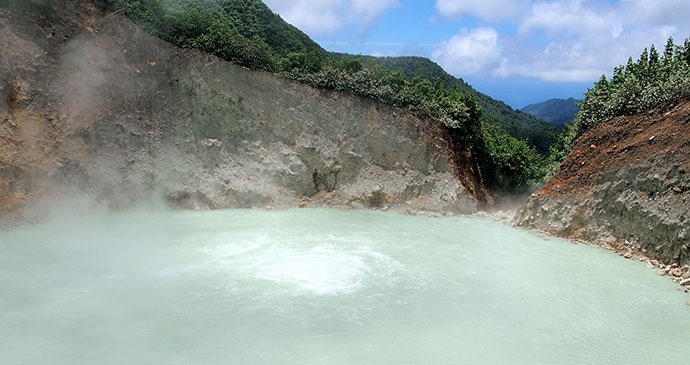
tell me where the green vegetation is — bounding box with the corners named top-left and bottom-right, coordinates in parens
top-left (522, 98), bottom-right (581, 129)
top-left (110, 0), bottom-right (553, 193)
top-left (575, 37), bottom-right (690, 136)
top-left (543, 37), bottom-right (690, 171)
top-left (332, 54), bottom-right (560, 155)
top-left (477, 124), bottom-right (547, 193)
top-left (111, 0), bottom-right (322, 70)
top-left (287, 59), bottom-right (481, 140)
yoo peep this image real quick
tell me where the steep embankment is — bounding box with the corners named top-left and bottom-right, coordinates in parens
top-left (0, 1), bottom-right (487, 221)
top-left (515, 98), bottom-right (690, 281)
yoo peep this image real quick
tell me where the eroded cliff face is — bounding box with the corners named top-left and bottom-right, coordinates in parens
top-left (515, 98), bottom-right (690, 276)
top-left (0, 0), bottom-right (488, 222)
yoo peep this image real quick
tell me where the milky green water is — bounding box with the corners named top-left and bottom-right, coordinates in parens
top-left (1, 208), bottom-right (689, 364)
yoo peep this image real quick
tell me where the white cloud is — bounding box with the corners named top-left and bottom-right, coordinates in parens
top-left (267, 0), bottom-right (690, 83)
top-left (508, 0), bottom-right (690, 81)
top-left (264, 0), bottom-right (398, 36)
top-left (431, 0), bottom-right (690, 82)
top-left (517, 0), bottom-right (614, 37)
top-left (435, 0), bottom-right (527, 21)
top-left (623, 0), bottom-right (690, 26)
top-left (431, 28), bottom-right (502, 74)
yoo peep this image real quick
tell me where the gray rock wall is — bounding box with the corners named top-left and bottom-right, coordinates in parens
top-left (0, 2), bottom-right (484, 220)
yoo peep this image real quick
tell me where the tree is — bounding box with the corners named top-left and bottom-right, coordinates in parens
top-left (278, 51), bottom-right (324, 74)
top-left (478, 123), bottom-right (545, 192)
top-left (343, 58), bottom-right (363, 73)
top-left (624, 56), bottom-right (635, 76)
top-left (612, 65), bottom-right (624, 85)
top-left (649, 44), bottom-right (660, 65)
top-left (573, 37), bottom-right (690, 138)
top-left (637, 47), bottom-right (649, 80)
top-left (664, 36), bottom-right (675, 64)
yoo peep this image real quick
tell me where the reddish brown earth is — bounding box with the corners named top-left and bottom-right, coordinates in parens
top-left (539, 98), bottom-right (690, 197)
top-left (515, 97), bottom-right (690, 284)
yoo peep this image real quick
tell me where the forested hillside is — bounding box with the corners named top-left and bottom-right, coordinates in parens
top-left (110, 0), bottom-right (554, 193)
top-left (110, 0), bottom-right (322, 70)
top-left (522, 98), bottom-right (581, 129)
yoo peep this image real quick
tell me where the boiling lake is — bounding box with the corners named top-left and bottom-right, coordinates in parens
top-left (1, 208), bottom-right (688, 364)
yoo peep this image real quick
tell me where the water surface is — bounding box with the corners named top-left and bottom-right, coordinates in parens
top-left (1, 208), bottom-right (688, 364)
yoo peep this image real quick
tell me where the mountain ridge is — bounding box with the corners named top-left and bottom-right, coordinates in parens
top-left (521, 97), bottom-right (581, 129)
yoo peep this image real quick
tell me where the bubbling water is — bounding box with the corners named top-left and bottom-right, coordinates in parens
top-left (0, 208), bottom-right (688, 364)
top-left (200, 238), bottom-right (402, 296)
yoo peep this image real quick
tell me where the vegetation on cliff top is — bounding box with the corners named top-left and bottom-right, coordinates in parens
top-left (110, 0), bottom-right (550, 193)
top-left (330, 54), bottom-right (560, 155)
top-left (576, 37), bottom-right (690, 136)
top-left (544, 36), bottom-right (690, 171)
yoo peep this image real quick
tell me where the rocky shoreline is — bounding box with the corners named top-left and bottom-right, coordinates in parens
top-left (506, 211), bottom-right (690, 295)
top-left (552, 235), bottom-right (690, 294)
top-left (468, 203), bottom-right (690, 295)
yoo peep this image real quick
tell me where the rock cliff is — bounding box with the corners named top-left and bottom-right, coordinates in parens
top-left (515, 98), bottom-right (690, 276)
top-left (0, 0), bottom-right (488, 222)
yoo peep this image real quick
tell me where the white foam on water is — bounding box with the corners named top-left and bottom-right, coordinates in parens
top-left (251, 245), bottom-right (370, 295)
top-left (198, 236), bottom-right (403, 296)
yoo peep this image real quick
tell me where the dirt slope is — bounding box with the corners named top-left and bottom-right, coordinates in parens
top-left (515, 97), bottom-right (690, 278)
top-left (0, 0), bottom-right (488, 222)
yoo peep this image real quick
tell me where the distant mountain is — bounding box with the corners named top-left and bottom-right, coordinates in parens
top-left (331, 54), bottom-right (560, 154)
top-left (522, 98), bottom-right (581, 129)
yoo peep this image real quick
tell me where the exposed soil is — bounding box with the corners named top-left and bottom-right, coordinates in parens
top-left (538, 97), bottom-right (690, 197)
top-left (515, 97), bottom-right (690, 288)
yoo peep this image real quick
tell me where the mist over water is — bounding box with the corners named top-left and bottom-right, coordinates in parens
top-left (1, 208), bottom-right (689, 364)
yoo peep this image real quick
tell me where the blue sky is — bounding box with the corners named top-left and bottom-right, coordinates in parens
top-left (264, 0), bottom-right (690, 108)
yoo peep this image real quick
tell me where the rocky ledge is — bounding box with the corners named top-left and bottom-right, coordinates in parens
top-left (514, 98), bottom-right (690, 290)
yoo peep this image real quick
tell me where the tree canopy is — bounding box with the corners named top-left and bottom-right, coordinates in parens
top-left (575, 36), bottom-right (690, 136)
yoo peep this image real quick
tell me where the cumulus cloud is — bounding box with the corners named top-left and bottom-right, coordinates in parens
top-left (624, 0), bottom-right (690, 26)
top-left (434, 0), bottom-right (690, 82)
top-left (264, 0), bottom-right (398, 35)
top-left (517, 1), bottom-right (615, 37)
top-left (435, 0), bottom-right (527, 21)
top-left (431, 28), bottom-right (501, 74)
